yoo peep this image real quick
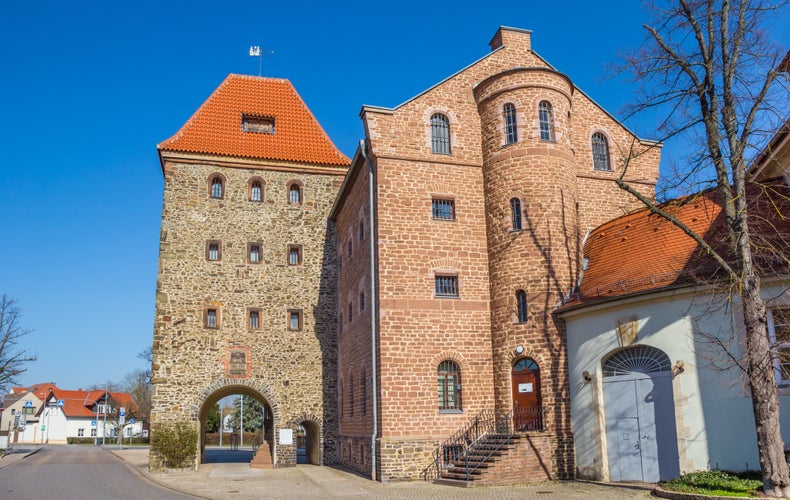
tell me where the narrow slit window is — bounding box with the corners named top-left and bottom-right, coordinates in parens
top-left (250, 180), bottom-right (262, 202)
top-left (210, 177), bottom-right (223, 199)
top-left (511, 198), bottom-right (523, 231)
top-left (516, 290), bottom-right (528, 323)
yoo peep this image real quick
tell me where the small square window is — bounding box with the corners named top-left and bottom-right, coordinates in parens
top-left (432, 198), bottom-right (456, 220)
top-left (435, 275), bottom-right (459, 298)
top-left (248, 309), bottom-right (261, 330)
top-left (288, 310), bottom-right (302, 331)
top-left (205, 308), bottom-right (219, 329)
top-left (206, 241), bottom-right (221, 261)
top-left (288, 245), bottom-right (302, 266)
top-left (248, 244), bottom-right (261, 264)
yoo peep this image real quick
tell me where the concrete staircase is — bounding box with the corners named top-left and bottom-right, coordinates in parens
top-left (250, 441), bottom-right (273, 469)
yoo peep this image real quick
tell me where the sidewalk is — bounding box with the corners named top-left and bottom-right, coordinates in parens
top-left (0, 445), bottom-right (42, 470)
top-left (110, 446), bottom-right (655, 499)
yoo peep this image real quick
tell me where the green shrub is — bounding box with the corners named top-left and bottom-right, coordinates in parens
top-left (67, 437), bottom-right (97, 445)
top-left (663, 470), bottom-right (762, 497)
top-left (151, 422), bottom-right (198, 469)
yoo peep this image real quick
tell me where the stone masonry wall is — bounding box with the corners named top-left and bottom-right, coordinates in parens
top-left (150, 158), bottom-right (343, 468)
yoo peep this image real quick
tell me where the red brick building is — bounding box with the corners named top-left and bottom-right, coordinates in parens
top-left (330, 26), bottom-right (660, 482)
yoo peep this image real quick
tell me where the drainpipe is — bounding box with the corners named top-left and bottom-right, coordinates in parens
top-left (360, 139), bottom-right (378, 481)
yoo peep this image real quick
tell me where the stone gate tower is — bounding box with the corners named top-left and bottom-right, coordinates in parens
top-left (150, 74), bottom-right (349, 468)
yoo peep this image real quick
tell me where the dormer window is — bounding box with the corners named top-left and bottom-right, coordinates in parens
top-left (242, 114), bottom-right (275, 135)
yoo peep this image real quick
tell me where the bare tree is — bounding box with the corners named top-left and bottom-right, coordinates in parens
top-left (614, 0), bottom-right (789, 495)
top-left (122, 368), bottom-right (151, 425)
top-left (0, 294), bottom-right (37, 392)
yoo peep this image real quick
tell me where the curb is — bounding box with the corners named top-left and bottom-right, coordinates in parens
top-left (107, 449), bottom-right (210, 500)
top-left (0, 445), bottom-right (43, 471)
top-left (652, 486), bottom-right (757, 500)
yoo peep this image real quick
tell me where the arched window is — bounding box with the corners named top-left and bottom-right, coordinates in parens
top-left (288, 183), bottom-right (302, 204)
top-left (438, 360), bottom-right (461, 410)
top-left (430, 113), bottom-right (451, 154)
top-left (210, 176), bottom-right (224, 199)
top-left (250, 180), bottom-right (263, 202)
top-left (503, 103), bottom-right (518, 144)
top-left (538, 101), bottom-right (553, 141)
top-left (510, 197), bottom-right (523, 231)
top-left (592, 132), bottom-right (611, 171)
top-left (516, 290), bottom-right (528, 323)
top-left (602, 345), bottom-right (671, 377)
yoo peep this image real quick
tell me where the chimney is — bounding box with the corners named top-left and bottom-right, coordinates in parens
top-left (489, 26), bottom-right (532, 52)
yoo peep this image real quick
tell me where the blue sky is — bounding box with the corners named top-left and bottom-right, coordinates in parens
top-left (1, 1), bottom-right (788, 392)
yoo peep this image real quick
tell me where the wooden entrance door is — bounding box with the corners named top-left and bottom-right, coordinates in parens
top-left (511, 358), bottom-right (542, 430)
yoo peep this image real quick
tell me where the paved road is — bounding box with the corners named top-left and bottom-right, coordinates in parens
top-left (0, 445), bottom-right (195, 500)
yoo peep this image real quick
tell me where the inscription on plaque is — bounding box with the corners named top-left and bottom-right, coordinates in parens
top-left (229, 350), bottom-right (247, 376)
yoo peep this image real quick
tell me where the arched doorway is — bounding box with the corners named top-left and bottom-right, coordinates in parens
top-left (602, 345), bottom-right (680, 482)
top-left (511, 358), bottom-right (542, 430)
top-left (297, 420), bottom-right (320, 465)
top-left (197, 385), bottom-right (274, 466)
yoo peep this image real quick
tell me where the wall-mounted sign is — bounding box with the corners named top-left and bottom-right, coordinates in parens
top-left (518, 383), bottom-right (534, 393)
top-left (279, 429), bottom-right (293, 446)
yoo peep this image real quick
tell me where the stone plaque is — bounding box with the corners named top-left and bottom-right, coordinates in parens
top-left (279, 429), bottom-right (293, 445)
top-left (616, 316), bottom-right (639, 346)
top-left (229, 350), bottom-right (247, 376)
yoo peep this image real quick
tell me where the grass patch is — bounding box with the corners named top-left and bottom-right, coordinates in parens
top-left (662, 470), bottom-right (762, 497)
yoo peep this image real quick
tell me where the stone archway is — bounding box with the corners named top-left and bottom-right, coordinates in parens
top-left (289, 413), bottom-right (323, 466)
top-left (196, 379), bottom-right (280, 467)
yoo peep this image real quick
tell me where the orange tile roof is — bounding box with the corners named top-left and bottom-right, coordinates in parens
top-left (41, 389), bottom-right (138, 418)
top-left (561, 180), bottom-right (790, 309)
top-left (158, 74), bottom-right (350, 167)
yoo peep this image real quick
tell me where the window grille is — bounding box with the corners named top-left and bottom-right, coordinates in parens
top-left (250, 181), bottom-right (262, 201)
top-left (210, 177), bottom-right (223, 199)
top-left (288, 246), bottom-right (301, 265)
top-left (249, 245), bottom-right (261, 263)
top-left (289, 184), bottom-right (302, 204)
top-left (769, 308), bottom-right (790, 384)
top-left (208, 243), bottom-right (220, 261)
top-left (205, 309), bottom-right (218, 328)
top-left (431, 198), bottom-right (455, 220)
top-left (592, 132), bottom-right (611, 171)
top-left (438, 360), bottom-right (461, 410)
top-left (516, 290), bottom-right (528, 323)
top-left (539, 101), bottom-right (553, 141)
top-left (249, 310), bottom-right (260, 329)
top-left (504, 103), bottom-right (518, 144)
top-left (602, 345), bottom-right (671, 377)
top-left (510, 198), bottom-right (523, 231)
top-left (430, 113), bottom-right (451, 154)
top-left (435, 275), bottom-right (459, 298)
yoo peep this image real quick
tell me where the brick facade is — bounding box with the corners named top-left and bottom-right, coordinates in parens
top-left (331, 26), bottom-right (660, 481)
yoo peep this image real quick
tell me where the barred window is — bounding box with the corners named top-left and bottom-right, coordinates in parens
top-left (438, 360), bottom-right (462, 411)
top-left (510, 198), bottom-right (523, 231)
top-left (210, 176), bottom-right (224, 199)
top-left (206, 241), bottom-right (221, 261)
top-left (432, 198), bottom-right (455, 220)
top-left (516, 290), bottom-right (528, 323)
top-left (205, 309), bottom-right (218, 329)
top-left (248, 309), bottom-right (260, 329)
top-left (248, 244), bottom-right (261, 264)
top-left (504, 103), bottom-right (518, 144)
top-left (435, 275), bottom-right (459, 298)
top-left (431, 113), bottom-right (451, 154)
top-left (250, 180), bottom-right (263, 202)
top-left (289, 183), bottom-right (302, 204)
top-left (592, 132), bottom-right (611, 171)
top-left (288, 245), bottom-right (302, 266)
top-left (538, 101), bottom-right (553, 141)
top-left (769, 308), bottom-right (790, 385)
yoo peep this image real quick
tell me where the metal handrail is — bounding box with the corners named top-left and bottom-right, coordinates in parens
top-left (422, 406), bottom-right (548, 482)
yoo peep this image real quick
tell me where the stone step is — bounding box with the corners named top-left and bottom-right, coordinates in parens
top-left (250, 443), bottom-right (273, 469)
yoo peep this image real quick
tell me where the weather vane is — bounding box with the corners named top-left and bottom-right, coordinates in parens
top-left (249, 45), bottom-right (275, 77)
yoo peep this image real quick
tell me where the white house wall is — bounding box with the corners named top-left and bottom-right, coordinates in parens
top-left (565, 283), bottom-right (790, 479)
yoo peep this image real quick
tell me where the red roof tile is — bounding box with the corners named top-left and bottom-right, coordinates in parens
top-left (561, 180), bottom-right (790, 309)
top-left (158, 74), bottom-right (349, 167)
top-left (40, 389), bottom-right (138, 418)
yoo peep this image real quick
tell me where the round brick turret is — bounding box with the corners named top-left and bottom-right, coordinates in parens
top-left (474, 67), bottom-right (578, 477)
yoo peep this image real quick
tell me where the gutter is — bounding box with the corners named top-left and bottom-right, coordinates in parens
top-left (360, 140), bottom-right (378, 482)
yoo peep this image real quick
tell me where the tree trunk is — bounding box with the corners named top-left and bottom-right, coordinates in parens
top-left (742, 272), bottom-right (790, 497)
